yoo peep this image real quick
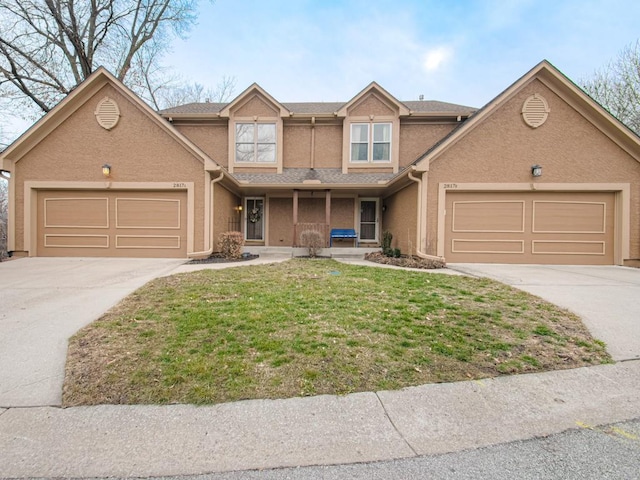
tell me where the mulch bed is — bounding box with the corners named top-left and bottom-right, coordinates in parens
top-left (187, 253), bottom-right (259, 264)
top-left (365, 251), bottom-right (446, 269)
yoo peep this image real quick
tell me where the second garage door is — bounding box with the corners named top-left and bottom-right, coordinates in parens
top-left (445, 191), bottom-right (615, 264)
top-left (37, 190), bottom-right (188, 258)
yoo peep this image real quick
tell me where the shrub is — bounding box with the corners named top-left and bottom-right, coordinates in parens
top-left (300, 230), bottom-right (324, 258)
top-left (393, 248), bottom-right (401, 258)
top-left (218, 231), bottom-right (244, 259)
top-left (382, 230), bottom-right (393, 257)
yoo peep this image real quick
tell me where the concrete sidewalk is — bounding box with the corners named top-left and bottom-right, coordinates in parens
top-left (1, 361), bottom-right (639, 478)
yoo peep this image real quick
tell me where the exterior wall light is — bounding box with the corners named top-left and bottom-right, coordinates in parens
top-left (235, 205), bottom-right (243, 212)
top-left (102, 164), bottom-right (111, 177)
top-left (531, 164), bottom-right (542, 177)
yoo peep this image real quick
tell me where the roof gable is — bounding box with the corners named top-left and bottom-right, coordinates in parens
top-left (219, 83), bottom-right (290, 118)
top-left (414, 60), bottom-right (640, 171)
top-left (1, 67), bottom-right (220, 171)
top-left (337, 82), bottom-right (410, 117)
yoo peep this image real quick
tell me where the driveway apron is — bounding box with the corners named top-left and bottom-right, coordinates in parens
top-left (449, 264), bottom-right (640, 362)
top-left (0, 257), bottom-right (186, 407)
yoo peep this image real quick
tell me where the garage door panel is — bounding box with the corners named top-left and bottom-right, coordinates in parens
top-left (533, 201), bottom-right (606, 233)
top-left (532, 240), bottom-right (606, 255)
top-left (116, 198), bottom-right (181, 229)
top-left (452, 239), bottom-right (525, 254)
top-left (445, 191), bottom-right (614, 265)
top-left (452, 201), bottom-right (524, 232)
top-left (44, 198), bottom-right (109, 228)
top-left (38, 190), bottom-right (187, 258)
top-left (116, 235), bottom-right (181, 249)
top-left (44, 234), bottom-right (110, 248)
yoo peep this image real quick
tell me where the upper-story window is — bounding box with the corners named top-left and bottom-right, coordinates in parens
top-left (350, 123), bottom-right (391, 163)
top-left (235, 123), bottom-right (276, 163)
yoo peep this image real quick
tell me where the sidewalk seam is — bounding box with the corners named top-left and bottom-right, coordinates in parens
top-left (374, 392), bottom-right (418, 456)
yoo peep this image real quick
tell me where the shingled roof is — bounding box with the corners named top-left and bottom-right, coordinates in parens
top-left (161, 99), bottom-right (475, 116)
top-left (231, 168), bottom-right (400, 185)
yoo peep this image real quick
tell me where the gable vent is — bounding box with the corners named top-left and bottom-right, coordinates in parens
top-left (521, 94), bottom-right (550, 128)
top-left (95, 97), bottom-right (120, 130)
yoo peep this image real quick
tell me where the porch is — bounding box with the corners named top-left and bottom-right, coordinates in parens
top-left (234, 190), bottom-right (382, 248)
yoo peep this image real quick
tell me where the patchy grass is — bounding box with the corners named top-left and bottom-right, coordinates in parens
top-left (63, 259), bottom-right (611, 406)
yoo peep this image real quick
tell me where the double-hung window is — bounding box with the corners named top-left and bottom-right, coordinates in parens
top-left (235, 123), bottom-right (276, 163)
top-left (350, 123), bottom-right (391, 163)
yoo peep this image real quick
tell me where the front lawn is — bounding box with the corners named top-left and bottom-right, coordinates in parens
top-left (63, 259), bottom-right (610, 406)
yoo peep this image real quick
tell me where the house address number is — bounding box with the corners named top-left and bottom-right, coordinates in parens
top-left (443, 183), bottom-right (458, 189)
top-left (173, 182), bottom-right (187, 188)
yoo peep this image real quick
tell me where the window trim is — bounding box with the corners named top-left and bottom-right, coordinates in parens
top-left (235, 122), bottom-right (277, 164)
top-left (349, 122), bottom-right (392, 163)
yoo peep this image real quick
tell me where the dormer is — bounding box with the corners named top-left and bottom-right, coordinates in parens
top-left (337, 82), bottom-right (410, 174)
top-left (221, 83), bottom-right (290, 173)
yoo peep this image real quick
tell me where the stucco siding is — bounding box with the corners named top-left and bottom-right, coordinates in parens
top-left (12, 84), bottom-right (207, 254)
top-left (425, 78), bottom-right (640, 261)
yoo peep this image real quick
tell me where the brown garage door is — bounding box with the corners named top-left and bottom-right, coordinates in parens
top-left (445, 191), bottom-right (615, 264)
top-left (37, 190), bottom-right (187, 258)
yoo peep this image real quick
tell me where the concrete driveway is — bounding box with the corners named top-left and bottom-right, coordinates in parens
top-left (0, 257), bottom-right (186, 408)
top-left (450, 264), bottom-right (640, 362)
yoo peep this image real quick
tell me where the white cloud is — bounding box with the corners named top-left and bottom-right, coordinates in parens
top-left (423, 46), bottom-right (453, 72)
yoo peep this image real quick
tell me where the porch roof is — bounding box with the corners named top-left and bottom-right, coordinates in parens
top-left (231, 168), bottom-right (399, 186)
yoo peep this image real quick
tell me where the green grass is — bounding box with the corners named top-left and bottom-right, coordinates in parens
top-left (63, 259), bottom-right (611, 405)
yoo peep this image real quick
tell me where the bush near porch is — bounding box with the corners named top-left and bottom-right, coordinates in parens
top-left (63, 259), bottom-right (610, 406)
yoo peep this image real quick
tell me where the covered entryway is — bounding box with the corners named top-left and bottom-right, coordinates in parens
top-left (445, 191), bottom-right (615, 264)
top-left (36, 190), bottom-right (187, 257)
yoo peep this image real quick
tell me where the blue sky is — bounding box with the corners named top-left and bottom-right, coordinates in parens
top-left (167, 0), bottom-right (640, 108)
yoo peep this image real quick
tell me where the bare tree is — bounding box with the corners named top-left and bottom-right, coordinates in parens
top-left (158, 75), bottom-right (237, 109)
top-left (582, 40), bottom-right (640, 136)
top-left (0, 0), bottom-right (200, 119)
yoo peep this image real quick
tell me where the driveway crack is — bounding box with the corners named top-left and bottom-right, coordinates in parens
top-left (374, 392), bottom-right (418, 456)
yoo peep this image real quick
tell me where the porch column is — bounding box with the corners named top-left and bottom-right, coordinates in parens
top-left (325, 189), bottom-right (331, 247)
top-left (292, 189), bottom-right (299, 246)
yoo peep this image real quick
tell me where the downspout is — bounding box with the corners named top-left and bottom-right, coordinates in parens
top-left (407, 166), bottom-right (446, 262)
top-left (188, 171), bottom-right (225, 258)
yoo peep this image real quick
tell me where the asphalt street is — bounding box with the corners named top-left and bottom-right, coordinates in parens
top-left (72, 417), bottom-right (640, 480)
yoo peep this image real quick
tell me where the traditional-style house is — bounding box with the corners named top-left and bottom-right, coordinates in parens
top-left (2, 60), bottom-right (639, 265)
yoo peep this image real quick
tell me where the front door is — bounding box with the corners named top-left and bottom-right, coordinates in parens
top-left (245, 198), bottom-right (264, 241)
top-left (359, 199), bottom-right (378, 242)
